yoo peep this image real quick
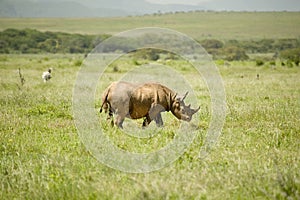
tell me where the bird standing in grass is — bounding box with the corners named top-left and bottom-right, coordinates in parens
top-left (42, 68), bottom-right (52, 83)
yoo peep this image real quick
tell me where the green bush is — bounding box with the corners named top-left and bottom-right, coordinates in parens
top-left (200, 39), bottom-right (224, 49)
top-left (74, 60), bottom-right (83, 66)
top-left (130, 48), bottom-right (160, 61)
top-left (269, 60), bottom-right (276, 66)
top-left (221, 46), bottom-right (249, 61)
top-left (280, 48), bottom-right (300, 66)
top-left (256, 59), bottom-right (264, 66)
top-left (286, 60), bottom-right (294, 68)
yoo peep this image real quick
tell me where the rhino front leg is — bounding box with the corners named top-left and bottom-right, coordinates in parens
top-left (142, 104), bottom-right (164, 127)
top-left (154, 112), bottom-right (163, 127)
top-left (142, 112), bottom-right (163, 127)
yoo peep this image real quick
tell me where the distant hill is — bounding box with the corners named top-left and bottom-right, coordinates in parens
top-left (200, 0), bottom-right (300, 11)
top-left (0, 0), bottom-right (203, 18)
top-left (0, 0), bottom-right (129, 17)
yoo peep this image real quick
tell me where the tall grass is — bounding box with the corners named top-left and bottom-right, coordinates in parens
top-left (0, 54), bottom-right (299, 199)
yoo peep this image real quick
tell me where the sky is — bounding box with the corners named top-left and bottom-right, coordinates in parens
top-left (146, 0), bottom-right (300, 11)
top-left (146, 0), bottom-right (210, 5)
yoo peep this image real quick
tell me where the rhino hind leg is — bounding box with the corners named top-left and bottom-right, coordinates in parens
top-left (115, 114), bottom-right (125, 128)
top-left (103, 105), bottom-right (114, 127)
top-left (107, 108), bottom-right (113, 120)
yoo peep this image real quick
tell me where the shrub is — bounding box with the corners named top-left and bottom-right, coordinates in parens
top-left (269, 60), bottom-right (276, 66)
top-left (132, 60), bottom-right (140, 66)
top-left (131, 48), bottom-right (160, 61)
top-left (280, 48), bottom-right (300, 66)
top-left (113, 66), bottom-right (119, 72)
top-left (256, 59), bottom-right (264, 66)
top-left (286, 60), bottom-right (294, 68)
top-left (221, 46), bottom-right (249, 61)
top-left (74, 60), bottom-right (83, 66)
top-left (148, 51), bottom-right (160, 61)
top-left (200, 39), bottom-right (224, 49)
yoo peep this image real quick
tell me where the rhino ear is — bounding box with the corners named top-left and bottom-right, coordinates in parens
top-left (174, 93), bottom-right (180, 101)
top-left (175, 92), bottom-right (188, 102)
top-left (168, 92), bottom-right (176, 110)
top-left (181, 91), bottom-right (189, 101)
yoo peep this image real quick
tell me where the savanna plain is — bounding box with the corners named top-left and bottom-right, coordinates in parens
top-left (0, 12), bottom-right (300, 199)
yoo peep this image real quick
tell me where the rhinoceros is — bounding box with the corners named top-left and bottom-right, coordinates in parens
top-left (100, 81), bottom-right (200, 128)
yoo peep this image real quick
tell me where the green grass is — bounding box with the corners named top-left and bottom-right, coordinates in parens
top-left (1, 11), bottom-right (300, 40)
top-left (0, 54), bottom-right (299, 199)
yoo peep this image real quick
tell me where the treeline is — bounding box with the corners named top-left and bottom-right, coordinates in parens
top-left (0, 29), bottom-right (299, 65)
top-left (0, 28), bottom-right (109, 54)
top-left (200, 38), bottom-right (300, 64)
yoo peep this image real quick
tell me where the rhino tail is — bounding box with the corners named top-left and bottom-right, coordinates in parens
top-left (100, 87), bottom-right (110, 113)
top-left (99, 103), bottom-right (105, 113)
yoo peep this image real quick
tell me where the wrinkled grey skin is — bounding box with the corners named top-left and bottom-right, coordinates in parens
top-left (100, 81), bottom-right (200, 128)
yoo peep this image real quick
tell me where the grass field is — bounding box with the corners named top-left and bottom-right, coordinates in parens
top-left (0, 53), bottom-right (299, 199)
top-left (1, 11), bottom-right (300, 40)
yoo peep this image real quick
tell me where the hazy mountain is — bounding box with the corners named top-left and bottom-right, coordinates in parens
top-left (201, 0), bottom-right (300, 11)
top-left (0, 0), bottom-right (203, 18)
top-left (0, 0), bottom-right (299, 18)
top-left (0, 0), bottom-right (129, 17)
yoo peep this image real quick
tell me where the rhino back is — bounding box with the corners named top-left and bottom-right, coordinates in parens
top-left (129, 83), bottom-right (175, 119)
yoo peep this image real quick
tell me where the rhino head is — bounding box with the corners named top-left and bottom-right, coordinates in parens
top-left (171, 92), bottom-right (200, 122)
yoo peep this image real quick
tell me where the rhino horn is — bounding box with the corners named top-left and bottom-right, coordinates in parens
top-left (192, 106), bottom-right (200, 114)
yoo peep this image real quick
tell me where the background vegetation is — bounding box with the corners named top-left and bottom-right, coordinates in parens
top-left (1, 28), bottom-right (300, 64)
top-left (0, 28), bottom-right (109, 54)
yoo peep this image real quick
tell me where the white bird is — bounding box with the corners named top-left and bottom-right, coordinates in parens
top-left (42, 68), bottom-right (52, 83)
